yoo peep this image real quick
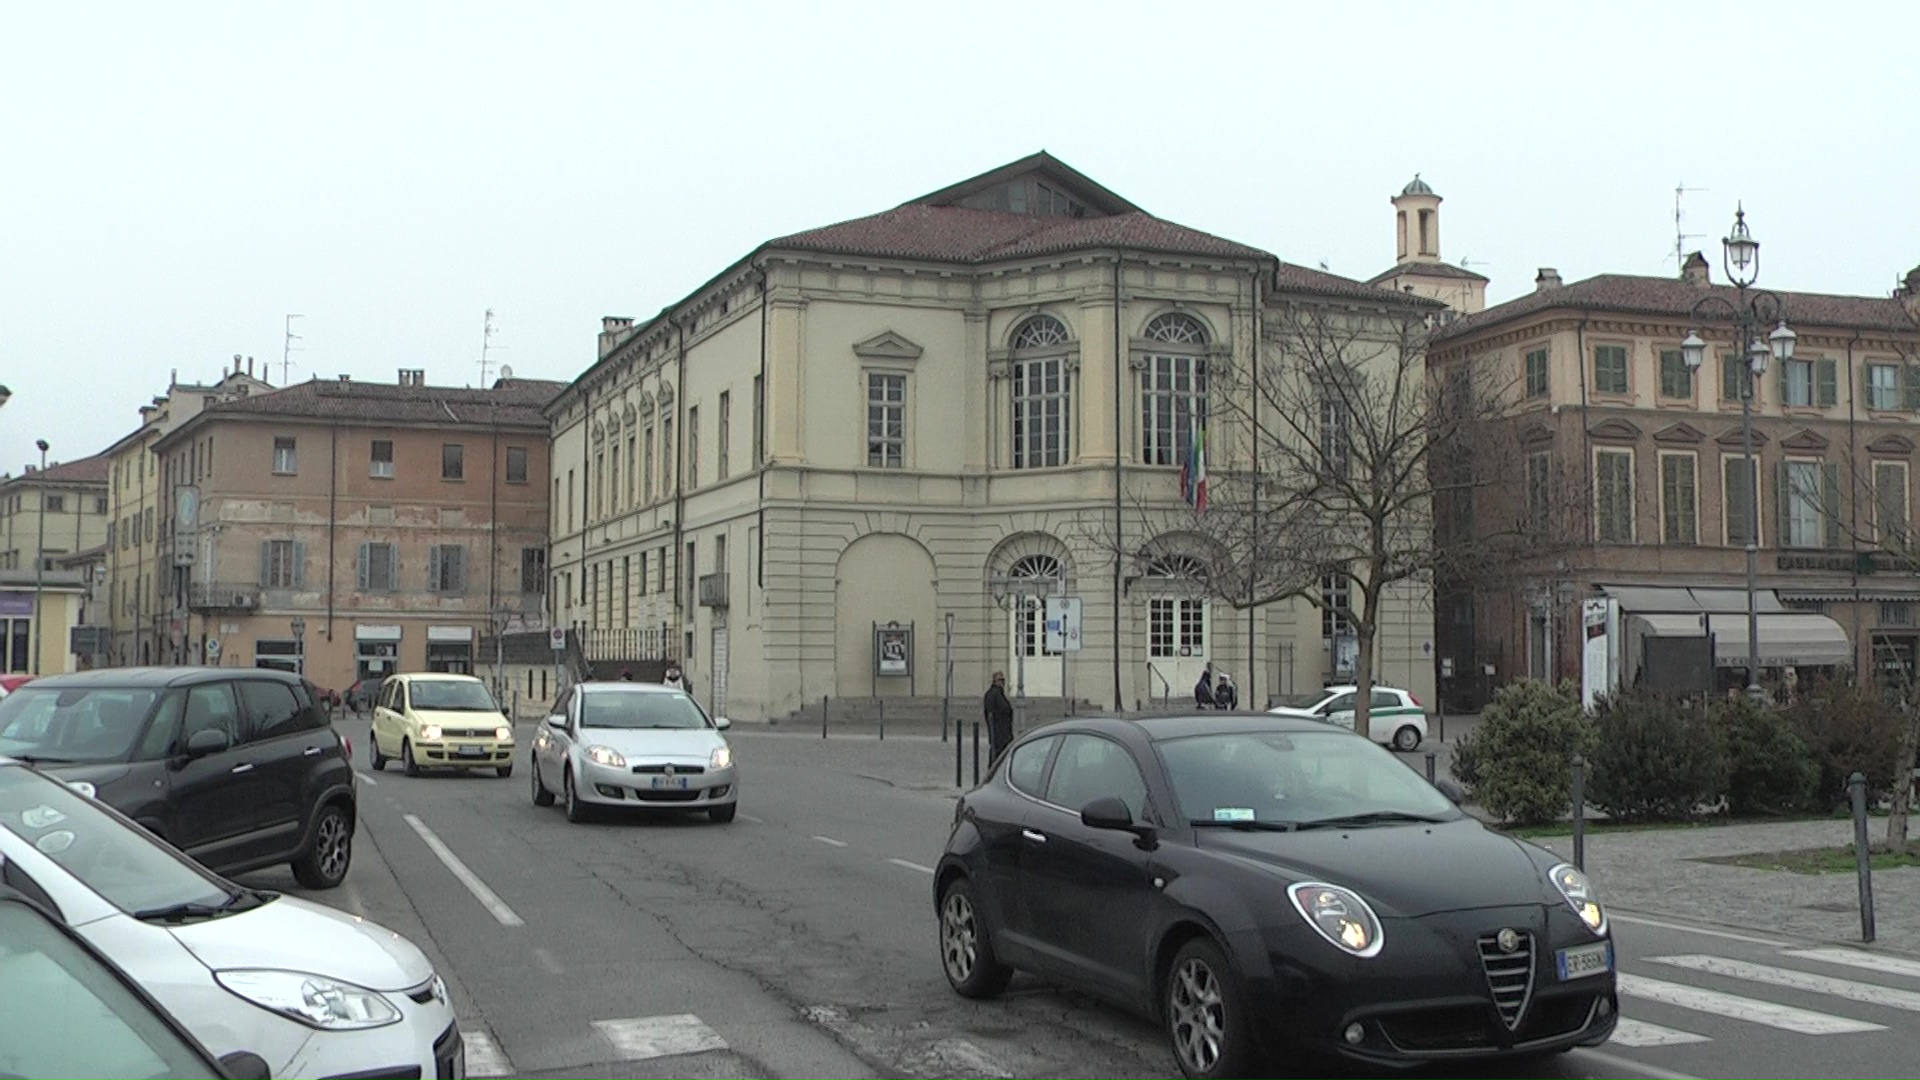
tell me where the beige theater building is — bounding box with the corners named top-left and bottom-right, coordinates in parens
top-left (547, 154), bottom-right (1438, 722)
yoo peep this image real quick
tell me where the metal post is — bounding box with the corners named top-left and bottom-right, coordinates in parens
top-left (878, 697), bottom-right (885, 741)
top-left (1850, 772), bottom-right (1876, 943)
top-left (1741, 337), bottom-right (1762, 701)
top-left (821, 694), bottom-right (828, 739)
top-left (1570, 755), bottom-right (1587, 871)
top-left (1437, 692), bottom-right (1447, 743)
top-left (971, 721), bottom-right (981, 786)
top-left (1015, 597), bottom-right (1028, 740)
top-left (30, 442), bottom-right (48, 675)
top-left (942, 611), bottom-right (953, 743)
top-left (955, 711), bottom-right (963, 788)
top-left (1425, 751), bottom-right (1436, 784)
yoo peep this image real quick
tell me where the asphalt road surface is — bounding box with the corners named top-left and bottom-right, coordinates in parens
top-left (238, 719), bottom-right (1920, 1080)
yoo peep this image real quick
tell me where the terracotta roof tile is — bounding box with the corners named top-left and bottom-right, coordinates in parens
top-left (770, 204), bottom-right (1272, 264)
top-left (1276, 262), bottom-right (1445, 307)
top-left (166, 377), bottom-right (565, 439)
top-left (21, 454), bottom-right (110, 485)
top-left (1367, 261), bottom-right (1490, 284)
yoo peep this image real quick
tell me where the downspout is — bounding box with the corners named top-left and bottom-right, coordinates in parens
top-left (1111, 250), bottom-right (1125, 710)
top-left (1571, 310), bottom-right (1592, 683)
top-left (488, 400), bottom-right (501, 623)
top-left (326, 423), bottom-right (338, 644)
top-left (1248, 265), bottom-right (1264, 706)
top-left (670, 312), bottom-right (688, 652)
top-left (756, 268), bottom-right (769, 590)
top-left (1846, 332), bottom-right (1862, 671)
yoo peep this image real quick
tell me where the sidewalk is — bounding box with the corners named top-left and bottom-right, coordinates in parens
top-left (726, 726), bottom-right (1920, 956)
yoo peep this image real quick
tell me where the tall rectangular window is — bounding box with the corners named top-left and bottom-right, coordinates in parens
top-left (370, 440), bottom-right (394, 479)
top-left (428, 545), bottom-right (467, 593)
top-left (752, 374), bottom-right (765, 467)
top-left (625, 436), bottom-right (636, 504)
top-left (1592, 345), bottom-right (1629, 395)
top-left (661, 418), bottom-right (674, 494)
top-left (1320, 574), bottom-right (1353, 640)
top-left (642, 424), bottom-right (656, 503)
top-left (1783, 359), bottom-right (1815, 407)
top-left (1721, 352), bottom-right (1749, 403)
top-left (1724, 457), bottom-right (1758, 547)
top-left (1594, 449), bottom-right (1634, 542)
top-left (621, 556), bottom-right (631, 628)
top-left (1526, 451), bottom-right (1553, 533)
top-left (687, 407), bottom-right (700, 488)
top-left (1140, 355), bottom-right (1205, 466)
top-left (357, 542), bottom-right (397, 592)
top-left (717, 391), bottom-right (731, 480)
top-left (1148, 597), bottom-right (1205, 658)
top-left (1874, 461), bottom-right (1909, 548)
top-left (1524, 347), bottom-right (1549, 399)
top-left (1660, 452), bottom-right (1697, 544)
top-left (593, 452), bottom-right (605, 519)
top-left (521, 547), bottom-right (546, 594)
top-left (1011, 358), bottom-right (1069, 468)
top-left (1658, 349), bottom-right (1692, 399)
top-left (867, 373), bottom-right (905, 468)
top-left (1319, 392), bottom-right (1351, 476)
top-left (505, 446), bottom-right (529, 484)
top-left (272, 437), bottom-right (297, 475)
top-left (1868, 362), bottom-right (1901, 410)
top-left (441, 443), bottom-right (464, 480)
top-left (1781, 460), bottom-right (1838, 549)
top-left (260, 539), bottom-right (302, 588)
top-left (609, 446), bottom-right (620, 510)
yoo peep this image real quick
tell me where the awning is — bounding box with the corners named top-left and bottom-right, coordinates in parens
top-left (1599, 585), bottom-right (1787, 614)
top-left (1706, 613), bottom-right (1852, 668)
top-left (427, 625), bottom-right (474, 642)
top-left (1628, 613), bottom-right (1709, 639)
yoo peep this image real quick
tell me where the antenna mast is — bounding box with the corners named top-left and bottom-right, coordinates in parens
top-left (478, 308), bottom-right (504, 386)
top-left (281, 314), bottom-right (304, 385)
top-left (1673, 182), bottom-right (1707, 266)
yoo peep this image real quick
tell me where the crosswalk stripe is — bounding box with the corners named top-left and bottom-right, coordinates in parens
top-left (1609, 1018), bottom-right (1713, 1047)
top-left (1650, 955), bottom-right (1920, 1012)
top-left (1783, 947), bottom-right (1920, 982)
top-left (463, 1031), bottom-right (512, 1078)
top-left (592, 1014), bottom-right (729, 1061)
top-left (1617, 973), bottom-right (1886, 1035)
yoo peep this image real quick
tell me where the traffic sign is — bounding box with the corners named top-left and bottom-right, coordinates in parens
top-left (549, 628), bottom-right (567, 652)
top-left (1045, 597), bottom-right (1083, 653)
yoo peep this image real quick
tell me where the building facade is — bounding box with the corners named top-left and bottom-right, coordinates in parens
top-left (0, 454), bottom-right (110, 673)
top-left (1430, 252), bottom-right (1920, 698)
top-left (547, 154), bottom-right (1438, 722)
top-left (147, 372), bottom-right (560, 691)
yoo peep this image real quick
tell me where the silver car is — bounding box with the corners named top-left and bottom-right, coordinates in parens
top-left (528, 682), bottom-right (738, 823)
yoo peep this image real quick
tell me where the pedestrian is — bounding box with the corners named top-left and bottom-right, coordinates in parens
top-left (662, 666), bottom-right (684, 690)
top-left (1193, 664), bottom-right (1215, 710)
top-left (1213, 672), bottom-right (1238, 711)
top-left (983, 671), bottom-right (1014, 763)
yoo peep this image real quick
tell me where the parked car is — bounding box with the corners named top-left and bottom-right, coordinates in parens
top-left (0, 888), bottom-right (272, 1080)
top-left (345, 678), bottom-right (382, 713)
top-left (1267, 685), bottom-right (1429, 751)
top-left (303, 678), bottom-right (343, 710)
top-left (933, 714), bottom-right (1616, 1078)
top-left (369, 672), bottom-right (516, 777)
top-left (0, 673), bottom-right (34, 695)
top-left (0, 667), bottom-right (356, 889)
top-left (530, 682), bottom-right (737, 823)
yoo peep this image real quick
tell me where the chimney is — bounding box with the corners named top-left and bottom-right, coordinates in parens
top-left (1535, 268), bottom-right (1563, 292)
top-left (338, 373), bottom-right (351, 382)
top-left (247, 356), bottom-right (255, 377)
top-left (599, 316), bottom-right (637, 359)
top-left (1681, 251), bottom-right (1711, 286)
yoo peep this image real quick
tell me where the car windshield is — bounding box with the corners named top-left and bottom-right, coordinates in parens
top-left (408, 680), bottom-right (499, 712)
top-left (0, 688), bottom-right (160, 764)
top-left (0, 766), bottom-right (233, 915)
top-left (1156, 729), bottom-right (1458, 827)
top-left (580, 691), bottom-right (711, 730)
top-left (0, 900), bottom-right (216, 1079)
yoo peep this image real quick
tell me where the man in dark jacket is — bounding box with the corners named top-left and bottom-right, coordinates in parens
top-left (1194, 664), bottom-right (1215, 710)
top-left (984, 671), bottom-right (1015, 763)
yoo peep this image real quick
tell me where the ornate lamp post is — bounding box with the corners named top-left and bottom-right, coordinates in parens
top-left (290, 615), bottom-right (307, 677)
top-left (30, 439), bottom-right (48, 674)
top-left (1678, 206), bottom-right (1797, 701)
top-left (987, 570), bottom-right (1061, 730)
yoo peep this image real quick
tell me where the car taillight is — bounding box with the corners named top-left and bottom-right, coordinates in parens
top-left (342, 734), bottom-right (353, 762)
top-left (1409, 693), bottom-right (1422, 707)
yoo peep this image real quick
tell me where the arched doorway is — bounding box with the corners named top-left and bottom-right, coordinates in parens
top-left (1144, 553), bottom-right (1211, 699)
top-left (1005, 553), bottom-right (1064, 698)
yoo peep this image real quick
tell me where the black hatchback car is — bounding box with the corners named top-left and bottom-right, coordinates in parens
top-left (934, 714), bottom-right (1617, 1078)
top-left (0, 667), bottom-right (356, 889)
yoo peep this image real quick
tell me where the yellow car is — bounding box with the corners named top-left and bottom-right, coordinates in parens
top-left (368, 673), bottom-right (516, 778)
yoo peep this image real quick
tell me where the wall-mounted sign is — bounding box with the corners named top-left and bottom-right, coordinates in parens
top-left (874, 621), bottom-right (912, 676)
top-left (1044, 597), bottom-right (1083, 653)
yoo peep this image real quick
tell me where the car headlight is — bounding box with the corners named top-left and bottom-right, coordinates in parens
top-left (1549, 863), bottom-right (1606, 935)
top-left (586, 745), bottom-right (626, 767)
top-left (710, 745), bottom-right (732, 770)
top-left (495, 726), bottom-right (513, 741)
top-left (420, 724), bottom-right (443, 741)
top-left (1287, 882), bottom-right (1384, 958)
top-left (215, 969), bottom-right (401, 1030)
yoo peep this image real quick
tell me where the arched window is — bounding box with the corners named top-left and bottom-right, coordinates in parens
top-left (1140, 314), bottom-right (1210, 466)
top-left (1010, 316), bottom-right (1073, 469)
top-left (1145, 553), bottom-right (1208, 665)
top-left (1009, 554), bottom-right (1063, 660)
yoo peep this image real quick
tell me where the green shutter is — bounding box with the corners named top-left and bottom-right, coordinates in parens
top-left (1905, 364), bottom-right (1920, 411)
top-left (1823, 462), bottom-right (1843, 548)
top-left (258, 542), bottom-right (272, 587)
top-left (427, 546), bottom-right (442, 593)
top-left (1775, 462), bottom-right (1790, 548)
top-left (1817, 359), bottom-right (1838, 407)
top-left (292, 541), bottom-right (306, 587)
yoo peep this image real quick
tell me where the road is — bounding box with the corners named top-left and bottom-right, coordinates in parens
top-left (236, 718), bottom-right (1920, 1080)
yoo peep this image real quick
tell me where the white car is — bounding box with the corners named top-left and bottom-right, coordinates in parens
top-left (0, 757), bottom-right (461, 1080)
top-left (530, 682), bottom-right (738, 823)
top-left (1267, 685), bottom-right (1429, 751)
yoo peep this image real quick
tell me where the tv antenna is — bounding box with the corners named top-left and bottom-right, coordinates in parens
top-left (1671, 182), bottom-right (1707, 266)
top-left (478, 308), bottom-right (507, 386)
top-left (281, 314), bottom-right (304, 385)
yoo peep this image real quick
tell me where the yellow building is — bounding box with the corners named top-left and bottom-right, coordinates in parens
top-left (547, 153), bottom-right (1439, 722)
top-left (0, 454), bottom-right (109, 675)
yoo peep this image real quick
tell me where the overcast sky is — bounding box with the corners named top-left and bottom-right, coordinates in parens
top-left (3, 0), bottom-right (1915, 475)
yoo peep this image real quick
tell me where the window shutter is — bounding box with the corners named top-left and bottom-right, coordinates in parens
top-left (259, 541), bottom-right (272, 586)
top-left (427, 546), bottom-right (442, 593)
top-left (450, 546), bottom-right (466, 593)
top-left (1905, 364), bottom-right (1920, 411)
top-left (357, 543), bottom-right (369, 590)
top-left (1777, 360), bottom-right (1789, 403)
top-left (1823, 462), bottom-right (1842, 548)
top-left (1775, 462), bottom-right (1790, 548)
top-left (1817, 359), bottom-right (1838, 407)
top-left (293, 541), bottom-right (307, 587)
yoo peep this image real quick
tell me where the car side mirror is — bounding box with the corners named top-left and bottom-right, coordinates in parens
top-left (1436, 777), bottom-right (1468, 806)
top-left (546, 715), bottom-right (566, 731)
top-left (1080, 796), bottom-right (1157, 847)
top-left (185, 729), bottom-right (230, 759)
top-left (218, 1051), bottom-right (272, 1080)
top-left (713, 717), bottom-right (732, 731)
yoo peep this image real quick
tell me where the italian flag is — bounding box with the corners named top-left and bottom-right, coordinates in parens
top-left (1180, 407), bottom-right (1208, 514)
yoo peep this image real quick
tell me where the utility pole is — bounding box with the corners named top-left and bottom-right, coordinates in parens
top-left (282, 315), bottom-right (304, 385)
top-left (30, 439), bottom-right (48, 674)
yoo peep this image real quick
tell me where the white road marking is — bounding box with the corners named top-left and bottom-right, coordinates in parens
top-left (1650, 954), bottom-right (1920, 1011)
top-left (888, 858), bottom-right (936, 875)
top-left (532, 947), bottom-right (564, 974)
top-left (337, 881), bottom-right (370, 918)
top-left (403, 814), bottom-right (525, 927)
top-left (1617, 973), bottom-right (1885, 1034)
top-left (737, 812), bottom-right (764, 824)
top-left (592, 1014), bottom-right (728, 1060)
top-left (1573, 1048), bottom-right (1704, 1080)
top-left (463, 1030), bottom-right (512, 1077)
top-left (1784, 947), bottom-right (1920, 981)
top-left (1609, 913), bottom-right (1787, 948)
top-left (1607, 1018), bottom-right (1713, 1047)
top-left (812, 835), bottom-right (848, 847)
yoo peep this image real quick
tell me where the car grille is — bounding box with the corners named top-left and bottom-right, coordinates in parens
top-left (634, 789), bottom-right (702, 802)
top-left (632, 763), bottom-right (705, 775)
top-left (441, 727), bottom-right (495, 738)
top-left (1479, 930), bottom-right (1536, 1030)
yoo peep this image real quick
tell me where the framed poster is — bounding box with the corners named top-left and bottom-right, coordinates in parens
top-left (874, 621), bottom-right (912, 676)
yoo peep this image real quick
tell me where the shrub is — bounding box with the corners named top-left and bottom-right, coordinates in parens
top-left (1784, 682), bottom-right (1907, 808)
top-left (1713, 695), bottom-right (1820, 816)
top-left (1451, 679), bottom-right (1592, 826)
top-left (1585, 690), bottom-right (1727, 822)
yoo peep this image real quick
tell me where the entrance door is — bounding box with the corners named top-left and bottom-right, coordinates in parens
top-left (1005, 555), bottom-right (1063, 697)
top-left (709, 624), bottom-right (730, 719)
top-left (1149, 595), bottom-right (1209, 700)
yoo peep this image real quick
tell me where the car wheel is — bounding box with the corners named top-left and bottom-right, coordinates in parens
top-left (402, 739), bottom-right (421, 777)
top-left (369, 735), bottom-right (387, 772)
top-left (1165, 937), bottom-right (1255, 1080)
top-left (938, 877), bottom-right (1012, 999)
top-left (708, 803), bottom-right (737, 824)
top-left (530, 759), bottom-right (555, 806)
top-left (291, 804), bottom-right (353, 890)
top-left (1392, 725), bottom-right (1422, 752)
top-left (563, 767), bottom-right (589, 823)
top-left (496, 764), bottom-right (513, 779)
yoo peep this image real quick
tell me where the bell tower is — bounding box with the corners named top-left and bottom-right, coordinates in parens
top-left (1394, 175), bottom-right (1442, 265)
top-left (1371, 174), bottom-right (1486, 314)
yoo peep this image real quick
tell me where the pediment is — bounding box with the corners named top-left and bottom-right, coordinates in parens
top-left (1518, 422), bottom-right (1556, 447)
top-left (1868, 433), bottom-right (1916, 455)
top-left (589, 420), bottom-right (605, 444)
top-left (1778, 428), bottom-right (1830, 453)
top-left (1651, 422), bottom-right (1706, 445)
top-left (852, 330), bottom-right (925, 363)
top-left (1586, 418), bottom-right (1642, 442)
top-left (638, 392), bottom-right (656, 413)
top-left (656, 383), bottom-right (675, 407)
top-left (1716, 427), bottom-right (1769, 448)
top-left (622, 402), bottom-right (637, 428)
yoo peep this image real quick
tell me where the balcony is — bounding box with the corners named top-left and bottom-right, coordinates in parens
top-left (697, 572), bottom-right (729, 608)
top-left (189, 583), bottom-right (262, 613)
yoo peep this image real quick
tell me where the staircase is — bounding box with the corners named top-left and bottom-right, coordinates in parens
top-left (774, 695), bottom-right (1099, 735)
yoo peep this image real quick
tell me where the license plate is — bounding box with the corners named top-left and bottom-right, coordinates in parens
top-left (1556, 941), bottom-right (1613, 980)
top-left (650, 775), bottom-right (690, 790)
top-left (455, 745), bottom-right (488, 758)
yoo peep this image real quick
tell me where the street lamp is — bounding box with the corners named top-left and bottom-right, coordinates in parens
top-left (30, 439), bottom-right (48, 675)
top-left (1678, 205), bottom-right (1795, 701)
top-left (290, 616), bottom-right (307, 676)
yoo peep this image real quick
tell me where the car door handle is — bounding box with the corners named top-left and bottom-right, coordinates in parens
top-left (1021, 829), bottom-right (1047, 844)
top-left (230, 763), bottom-right (255, 775)
top-left (303, 746), bottom-right (324, 757)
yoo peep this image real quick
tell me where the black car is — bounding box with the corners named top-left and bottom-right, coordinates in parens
top-left (933, 715), bottom-right (1617, 1078)
top-left (0, 666), bottom-right (356, 889)
top-left (0, 888), bottom-right (272, 1079)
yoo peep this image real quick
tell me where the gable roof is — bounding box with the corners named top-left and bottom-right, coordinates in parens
top-left (1277, 263), bottom-right (1447, 308)
top-left (1367, 261), bottom-right (1490, 285)
top-left (906, 151), bottom-right (1143, 216)
top-left (3, 453), bottom-right (110, 488)
top-left (770, 203), bottom-right (1271, 265)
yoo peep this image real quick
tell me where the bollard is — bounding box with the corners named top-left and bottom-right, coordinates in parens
top-left (821, 694), bottom-right (829, 739)
top-left (878, 698), bottom-right (886, 741)
top-left (1850, 772), bottom-right (1877, 943)
top-left (1425, 751), bottom-right (1437, 784)
top-left (942, 694), bottom-right (950, 744)
top-left (972, 721), bottom-right (981, 787)
top-left (955, 712), bottom-right (963, 788)
top-left (1570, 755), bottom-right (1587, 872)
top-left (1437, 695), bottom-right (1447, 743)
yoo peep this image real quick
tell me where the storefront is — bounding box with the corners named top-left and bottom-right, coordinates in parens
top-left (426, 625), bottom-right (474, 674)
top-left (254, 638), bottom-right (301, 674)
top-left (355, 624), bottom-right (402, 682)
top-left (0, 593), bottom-right (32, 673)
top-left (1604, 585), bottom-right (1852, 693)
